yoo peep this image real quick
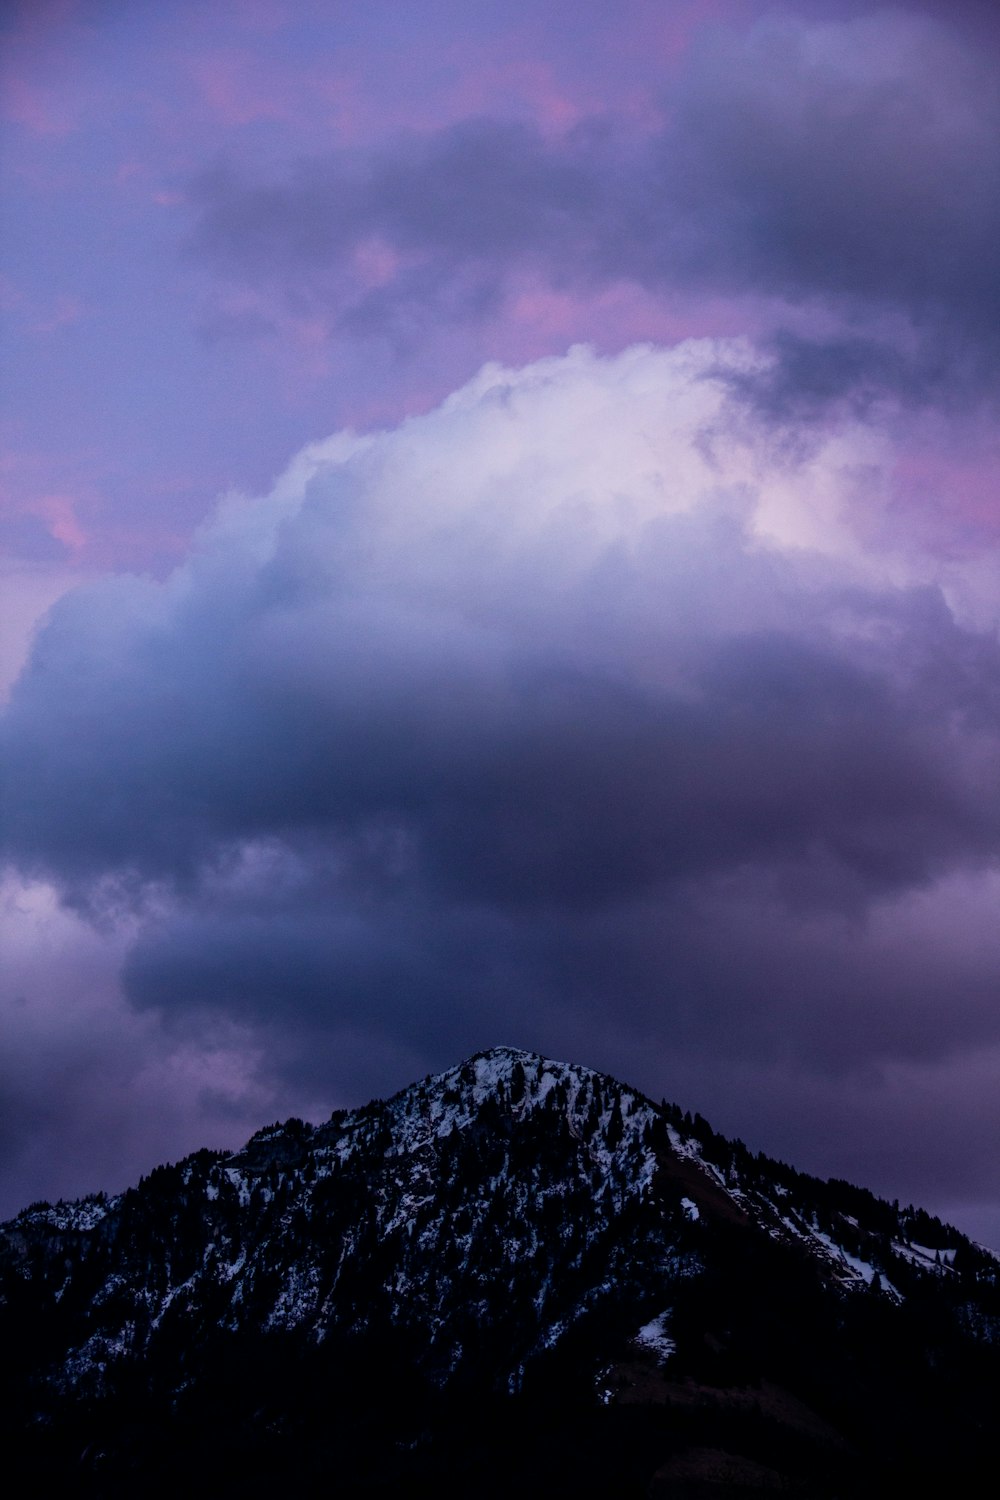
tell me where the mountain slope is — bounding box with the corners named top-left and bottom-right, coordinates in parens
top-left (4, 1047), bottom-right (999, 1496)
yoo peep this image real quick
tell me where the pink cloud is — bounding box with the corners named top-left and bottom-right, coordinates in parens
top-left (353, 237), bottom-right (403, 291)
top-left (186, 48), bottom-right (294, 127)
top-left (434, 0), bottom-right (749, 136)
top-left (640, 0), bottom-right (748, 64)
top-left (444, 55), bottom-right (590, 136)
top-left (0, 444), bottom-right (101, 563)
top-left (114, 158), bottom-right (146, 185)
top-left (0, 0), bottom-right (92, 137)
top-left (0, 71), bottom-right (78, 136)
top-left (894, 442), bottom-right (1000, 551)
top-left (483, 273), bottom-right (767, 366)
top-left (306, 39), bottom-right (619, 146)
top-left (112, 160), bottom-right (183, 206)
top-left (172, 3), bottom-right (724, 156)
top-left (25, 492), bottom-right (88, 554)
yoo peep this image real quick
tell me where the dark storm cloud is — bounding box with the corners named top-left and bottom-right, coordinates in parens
top-left (188, 9), bottom-right (1000, 397)
top-left (717, 331), bottom-right (948, 422)
top-left (121, 859), bottom-right (1000, 1083)
top-left (5, 501), bottom-right (998, 907)
top-left (661, 13), bottom-right (1000, 325)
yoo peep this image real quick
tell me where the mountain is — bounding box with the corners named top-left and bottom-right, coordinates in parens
top-left (3, 1046), bottom-right (999, 1496)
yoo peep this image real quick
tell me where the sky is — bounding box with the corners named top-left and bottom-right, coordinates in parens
top-left (2, 0), bottom-right (1000, 1243)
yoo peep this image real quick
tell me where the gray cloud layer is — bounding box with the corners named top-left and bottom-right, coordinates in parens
top-left (188, 9), bottom-right (1000, 402)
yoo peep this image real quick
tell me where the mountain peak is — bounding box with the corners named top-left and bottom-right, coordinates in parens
top-left (5, 1048), bottom-right (999, 1494)
top-left (408, 1044), bottom-right (630, 1113)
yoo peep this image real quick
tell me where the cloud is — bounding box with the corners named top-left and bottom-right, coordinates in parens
top-left (0, 873), bottom-right (314, 1219)
top-left (3, 336), bottom-right (1000, 1078)
top-left (4, 340), bottom-right (993, 893)
top-left (664, 12), bottom-right (1000, 318)
top-left (186, 9), bottom-right (1000, 401)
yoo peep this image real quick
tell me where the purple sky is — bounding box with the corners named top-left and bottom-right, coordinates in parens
top-left (3, 0), bottom-right (1000, 1243)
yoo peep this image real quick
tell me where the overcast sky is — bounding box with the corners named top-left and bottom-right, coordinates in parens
top-left (2, 0), bottom-right (1000, 1244)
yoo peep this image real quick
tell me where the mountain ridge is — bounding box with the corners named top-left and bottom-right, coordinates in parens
top-left (4, 1045), bottom-right (1000, 1496)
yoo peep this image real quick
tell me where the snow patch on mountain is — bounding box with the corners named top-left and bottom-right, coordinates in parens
top-left (634, 1310), bottom-right (676, 1364)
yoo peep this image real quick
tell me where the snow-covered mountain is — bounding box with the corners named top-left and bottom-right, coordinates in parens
top-left (4, 1047), bottom-right (999, 1496)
